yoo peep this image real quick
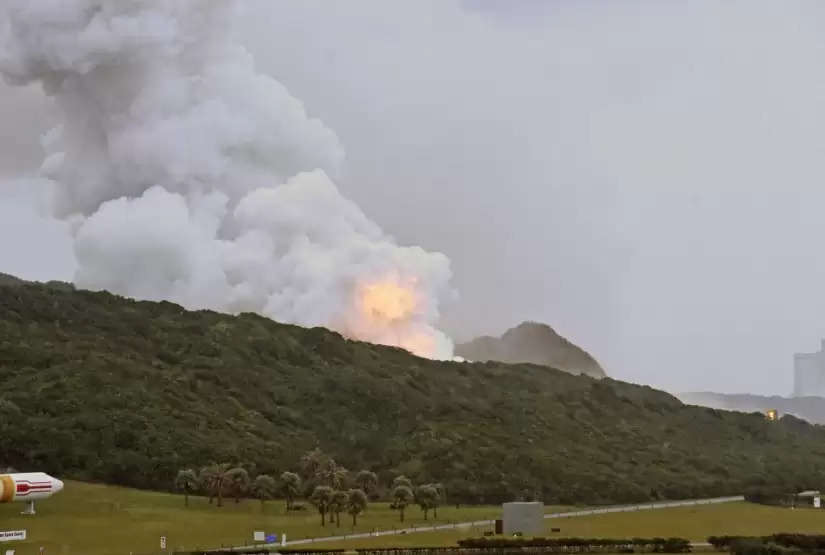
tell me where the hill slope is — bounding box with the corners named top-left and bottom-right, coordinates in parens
top-left (3, 279), bottom-right (825, 504)
top-left (456, 322), bottom-right (606, 378)
top-left (680, 392), bottom-right (825, 426)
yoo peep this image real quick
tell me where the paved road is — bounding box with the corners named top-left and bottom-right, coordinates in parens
top-left (229, 495), bottom-right (743, 550)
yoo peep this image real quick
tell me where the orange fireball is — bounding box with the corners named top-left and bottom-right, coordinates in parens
top-left (358, 280), bottom-right (418, 323)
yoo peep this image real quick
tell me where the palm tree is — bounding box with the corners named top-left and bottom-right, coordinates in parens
top-left (226, 467), bottom-right (250, 503)
top-left (347, 488), bottom-right (368, 526)
top-left (175, 469), bottom-right (199, 507)
top-left (309, 485), bottom-right (333, 526)
top-left (329, 490), bottom-right (349, 527)
top-left (416, 484), bottom-right (439, 520)
top-left (300, 448), bottom-right (328, 481)
top-left (430, 483), bottom-right (444, 519)
top-left (200, 463), bottom-right (233, 507)
top-left (280, 471), bottom-right (302, 511)
top-left (199, 464), bottom-right (218, 504)
top-left (318, 458), bottom-right (348, 489)
top-left (355, 470), bottom-right (378, 497)
top-left (252, 475), bottom-right (277, 510)
top-left (392, 475), bottom-right (413, 489)
top-left (392, 485), bottom-right (413, 522)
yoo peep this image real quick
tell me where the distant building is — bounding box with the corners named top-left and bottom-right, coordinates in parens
top-left (794, 340), bottom-right (825, 397)
top-left (796, 490), bottom-right (821, 509)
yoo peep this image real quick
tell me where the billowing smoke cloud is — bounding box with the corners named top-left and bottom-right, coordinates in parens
top-left (0, 1), bottom-right (454, 359)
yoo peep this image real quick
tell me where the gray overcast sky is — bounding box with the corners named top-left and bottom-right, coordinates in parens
top-left (2, 0), bottom-right (825, 395)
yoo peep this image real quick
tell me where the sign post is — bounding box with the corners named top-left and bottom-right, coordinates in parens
top-left (160, 536), bottom-right (167, 551)
top-left (0, 532), bottom-right (26, 543)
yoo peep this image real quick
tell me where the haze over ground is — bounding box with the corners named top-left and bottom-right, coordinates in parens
top-left (2, 1), bottom-right (825, 395)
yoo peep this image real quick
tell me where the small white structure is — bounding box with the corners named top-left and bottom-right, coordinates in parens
top-left (502, 502), bottom-right (544, 536)
top-left (797, 490), bottom-right (821, 508)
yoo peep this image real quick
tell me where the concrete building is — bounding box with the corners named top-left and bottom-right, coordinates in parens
top-left (794, 340), bottom-right (825, 397)
top-left (502, 502), bottom-right (543, 535)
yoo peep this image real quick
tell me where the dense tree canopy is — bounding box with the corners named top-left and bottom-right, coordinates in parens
top-left (3, 279), bottom-right (825, 504)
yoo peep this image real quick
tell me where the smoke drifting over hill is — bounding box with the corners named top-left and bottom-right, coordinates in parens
top-left (0, 1), bottom-right (453, 358)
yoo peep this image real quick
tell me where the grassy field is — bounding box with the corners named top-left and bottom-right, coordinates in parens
top-left (541, 503), bottom-right (825, 540)
top-left (322, 502), bottom-right (825, 549)
top-left (0, 480), bottom-right (530, 555)
top-left (6, 482), bottom-right (825, 555)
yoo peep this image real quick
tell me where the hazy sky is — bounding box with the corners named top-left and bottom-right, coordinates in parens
top-left (2, 0), bottom-right (825, 395)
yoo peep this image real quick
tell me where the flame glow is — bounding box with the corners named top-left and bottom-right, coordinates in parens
top-left (359, 280), bottom-right (418, 323)
top-left (340, 276), bottom-right (449, 359)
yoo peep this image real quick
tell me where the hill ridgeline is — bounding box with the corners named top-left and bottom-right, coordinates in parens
top-left (680, 392), bottom-right (825, 426)
top-left (456, 322), bottom-right (606, 378)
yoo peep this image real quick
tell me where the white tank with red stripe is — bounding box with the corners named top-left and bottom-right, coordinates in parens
top-left (0, 472), bottom-right (64, 503)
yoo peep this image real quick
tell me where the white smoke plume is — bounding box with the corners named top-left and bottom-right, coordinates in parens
top-left (0, 1), bottom-right (454, 359)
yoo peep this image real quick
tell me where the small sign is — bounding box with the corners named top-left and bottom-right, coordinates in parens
top-left (160, 536), bottom-right (166, 550)
top-left (5, 550), bottom-right (15, 555)
top-left (265, 534), bottom-right (277, 543)
top-left (0, 531), bottom-right (26, 543)
top-left (815, 496), bottom-right (821, 509)
top-left (253, 531), bottom-right (265, 542)
top-left (281, 534), bottom-right (286, 547)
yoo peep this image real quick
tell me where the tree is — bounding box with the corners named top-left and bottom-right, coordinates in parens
top-left (347, 488), bottom-right (368, 526)
top-left (226, 467), bottom-right (250, 503)
top-left (175, 469), bottom-right (199, 507)
top-left (392, 475), bottom-right (413, 489)
top-left (252, 474), bottom-right (277, 509)
top-left (392, 485), bottom-right (413, 522)
top-left (280, 471), bottom-right (302, 511)
top-left (318, 458), bottom-right (349, 489)
top-left (200, 463), bottom-right (233, 507)
top-left (200, 465), bottom-right (217, 504)
top-left (309, 485), bottom-right (334, 526)
top-left (329, 490), bottom-right (349, 527)
top-left (300, 448), bottom-right (328, 481)
top-left (416, 484), bottom-right (439, 520)
top-left (355, 470), bottom-right (378, 496)
top-left (430, 483), bottom-right (444, 519)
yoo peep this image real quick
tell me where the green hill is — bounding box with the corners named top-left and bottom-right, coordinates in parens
top-left (2, 277), bottom-right (825, 504)
top-left (456, 321), bottom-right (606, 378)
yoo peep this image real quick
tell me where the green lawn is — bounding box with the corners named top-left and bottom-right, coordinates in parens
top-left (542, 502), bottom-right (825, 540)
top-left (0, 481), bottom-right (512, 555)
top-left (323, 502), bottom-right (825, 549)
top-left (6, 481), bottom-right (825, 555)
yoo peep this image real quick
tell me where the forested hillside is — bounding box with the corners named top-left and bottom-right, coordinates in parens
top-left (2, 278), bottom-right (825, 504)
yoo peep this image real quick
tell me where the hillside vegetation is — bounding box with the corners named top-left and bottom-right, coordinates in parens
top-left (456, 322), bottom-right (606, 378)
top-left (680, 392), bottom-right (825, 426)
top-left (3, 278), bottom-right (825, 504)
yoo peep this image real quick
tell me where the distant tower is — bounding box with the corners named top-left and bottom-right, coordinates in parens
top-left (793, 340), bottom-right (825, 397)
